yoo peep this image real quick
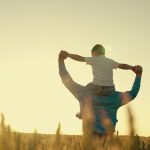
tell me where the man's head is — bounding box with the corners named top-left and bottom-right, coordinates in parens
top-left (91, 44), bottom-right (105, 57)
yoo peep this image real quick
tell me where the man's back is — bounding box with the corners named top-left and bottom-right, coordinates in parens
top-left (92, 76), bottom-right (141, 134)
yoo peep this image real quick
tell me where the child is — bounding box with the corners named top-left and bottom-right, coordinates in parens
top-left (62, 44), bottom-right (134, 118)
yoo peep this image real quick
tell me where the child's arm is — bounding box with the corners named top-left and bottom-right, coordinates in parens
top-left (68, 53), bottom-right (85, 62)
top-left (61, 50), bottom-right (85, 62)
top-left (118, 64), bottom-right (134, 70)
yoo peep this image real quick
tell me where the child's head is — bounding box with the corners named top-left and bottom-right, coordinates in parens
top-left (91, 44), bottom-right (105, 57)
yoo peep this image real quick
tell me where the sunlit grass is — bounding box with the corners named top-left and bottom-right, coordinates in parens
top-left (0, 112), bottom-right (150, 150)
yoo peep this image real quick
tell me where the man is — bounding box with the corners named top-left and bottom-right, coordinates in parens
top-left (58, 51), bottom-right (142, 136)
top-left (61, 45), bottom-right (134, 117)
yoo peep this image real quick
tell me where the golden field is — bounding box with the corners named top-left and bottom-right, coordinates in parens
top-left (0, 113), bottom-right (150, 150)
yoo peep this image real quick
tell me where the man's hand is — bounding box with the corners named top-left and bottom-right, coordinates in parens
top-left (58, 50), bottom-right (68, 63)
top-left (61, 50), bottom-right (69, 56)
top-left (132, 65), bottom-right (143, 77)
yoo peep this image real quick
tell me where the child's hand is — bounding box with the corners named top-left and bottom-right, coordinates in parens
top-left (132, 65), bottom-right (143, 75)
top-left (61, 50), bottom-right (69, 56)
top-left (59, 51), bottom-right (68, 60)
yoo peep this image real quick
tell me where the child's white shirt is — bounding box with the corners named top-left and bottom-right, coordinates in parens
top-left (85, 55), bottom-right (119, 86)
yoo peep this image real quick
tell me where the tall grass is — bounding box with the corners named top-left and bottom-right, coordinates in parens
top-left (0, 112), bottom-right (150, 150)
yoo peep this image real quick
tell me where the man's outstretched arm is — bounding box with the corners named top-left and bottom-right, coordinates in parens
top-left (129, 65), bottom-right (142, 99)
top-left (58, 51), bottom-right (76, 89)
top-left (58, 51), bottom-right (90, 102)
top-left (121, 65), bottom-right (142, 105)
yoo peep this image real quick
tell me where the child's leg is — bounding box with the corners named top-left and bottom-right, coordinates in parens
top-left (76, 84), bottom-right (115, 119)
top-left (76, 83), bottom-right (99, 119)
top-left (76, 101), bottom-right (83, 119)
top-left (76, 83), bottom-right (94, 119)
top-left (86, 83), bottom-right (100, 95)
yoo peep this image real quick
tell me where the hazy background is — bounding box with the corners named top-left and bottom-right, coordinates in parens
top-left (0, 0), bottom-right (149, 136)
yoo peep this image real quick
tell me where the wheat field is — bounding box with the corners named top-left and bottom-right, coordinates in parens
top-left (0, 113), bottom-right (150, 150)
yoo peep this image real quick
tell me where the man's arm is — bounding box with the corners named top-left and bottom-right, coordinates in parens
top-left (129, 65), bottom-right (142, 99)
top-left (118, 64), bottom-right (134, 70)
top-left (58, 51), bottom-right (90, 102)
top-left (121, 65), bottom-right (142, 105)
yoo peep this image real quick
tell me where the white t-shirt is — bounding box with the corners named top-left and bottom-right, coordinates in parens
top-left (85, 55), bottom-right (119, 86)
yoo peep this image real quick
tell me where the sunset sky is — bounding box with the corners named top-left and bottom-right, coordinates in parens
top-left (0, 0), bottom-right (150, 136)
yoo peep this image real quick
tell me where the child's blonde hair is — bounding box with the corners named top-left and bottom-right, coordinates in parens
top-left (92, 44), bottom-right (105, 55)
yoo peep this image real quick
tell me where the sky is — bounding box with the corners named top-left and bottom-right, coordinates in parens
top-left (0, 0), bottom-right (150, 136)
